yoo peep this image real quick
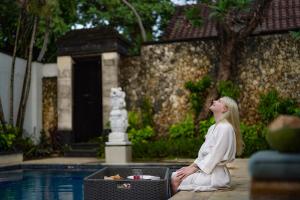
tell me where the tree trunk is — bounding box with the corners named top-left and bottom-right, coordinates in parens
top-left (37, 17), bottom-right (50, 62)
top-left (121, 0), bottom-right (147, 42)
top-left (193, 0), bottom-right (273, 134)
top-left (9, 10), bottom-right (23, 125)
top-left (195, 37), bottom-right (238, 133)
top-left (0, 96), bottom-right (6, 129)
top-left (16, 16), bottom-right (38, 130)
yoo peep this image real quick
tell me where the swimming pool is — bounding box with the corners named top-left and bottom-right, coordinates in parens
top-left (0, 169), bottom-right (96, 200)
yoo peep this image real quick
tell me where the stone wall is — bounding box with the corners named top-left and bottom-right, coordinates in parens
top-left (120, 33), bottom-right (300, 134)
top-left (42, 77), bottom-right (57, 137)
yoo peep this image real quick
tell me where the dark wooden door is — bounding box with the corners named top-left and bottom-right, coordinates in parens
top-left (73, 57), bottom-right (102, 142)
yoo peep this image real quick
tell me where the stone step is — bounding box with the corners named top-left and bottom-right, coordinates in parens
top-left (64, 149), bottom-right (98, 157)
top-left (70, 143), bottom-right (99, 150)
top-left (64, 143), bottom-right (99, 157)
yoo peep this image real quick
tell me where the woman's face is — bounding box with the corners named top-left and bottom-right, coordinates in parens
top-left (209, 99), bottom-right (228, 113)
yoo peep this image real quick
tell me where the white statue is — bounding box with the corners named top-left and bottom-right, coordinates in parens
top-left (107, 87), bottom-right (130, 145)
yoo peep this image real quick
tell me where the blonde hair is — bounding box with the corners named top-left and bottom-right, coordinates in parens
top-left (220, 96), bottom-right (244, 156)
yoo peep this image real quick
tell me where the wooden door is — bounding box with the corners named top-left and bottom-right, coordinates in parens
top-left (73, 57), bottom-right (102, 142)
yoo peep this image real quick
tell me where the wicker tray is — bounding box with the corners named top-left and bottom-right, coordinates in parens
top-left (84, 166), bottom-right (169, 200)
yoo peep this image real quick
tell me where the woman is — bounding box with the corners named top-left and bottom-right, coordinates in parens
top-left (171, 96), bottom-right (244, 193)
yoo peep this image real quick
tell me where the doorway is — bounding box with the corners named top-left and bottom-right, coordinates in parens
top-left (73, 56), bottom-right (102, 142)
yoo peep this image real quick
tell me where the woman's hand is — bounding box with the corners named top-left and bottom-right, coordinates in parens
top-left (175, 165), bottom-right (198, 180)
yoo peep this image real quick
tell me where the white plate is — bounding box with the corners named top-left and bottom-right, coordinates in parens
top-left (127, 175), bottom-right (160, 180)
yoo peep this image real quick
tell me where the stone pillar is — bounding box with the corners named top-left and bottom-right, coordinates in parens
top-left (101, 52), bottom-right (120, 127)
top-left (56, 56), bottom-right (73, 144)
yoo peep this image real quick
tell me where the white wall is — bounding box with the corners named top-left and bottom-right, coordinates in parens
top-left (23, 62), bottom-right (43, 142)
top-left (0, 52), bottom-right (27, 124)
top-left (0, 52), bottom-right (57, 143)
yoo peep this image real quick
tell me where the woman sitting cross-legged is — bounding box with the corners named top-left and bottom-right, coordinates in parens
top-left (171, 96), bottom-right (244, 193)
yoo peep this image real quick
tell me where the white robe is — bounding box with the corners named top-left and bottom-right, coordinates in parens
top-left (172, 121), bottom-right (236, 191)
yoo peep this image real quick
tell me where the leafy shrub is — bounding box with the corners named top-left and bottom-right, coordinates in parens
top-left (128, 111), bottom-right (142, 130)
top-left (185, 76), bottom-right (212, 115)
top-left (127, 97), bottom-right (156, 145)
top-left (128, 126), bottom-right (155, 144)
top-left (96, 135), bottom-right (108, 158)
top-left (258, 89), bottom-right (299, 123)
top-left (140, 97), bottom-right (154, 127)
top-left (290, 31), bottom-right (300, 41)
top-left (198, 117), bottom-right (215, 141)
top-left (0, 124), bottom-right (20, 152)
top-left (240, 123), bottom-right (269, 157)
top-left (14, 131), bottom-right (52, 159)
top-left (217, 80), bottom-right (240, 99)
top-left (132, 137), bottom-right (202, 159)
top-left (169, 115), bottom-right (195, 139)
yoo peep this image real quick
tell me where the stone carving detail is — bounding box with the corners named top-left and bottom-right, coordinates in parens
top-left (107, 87), bottom-right (130, 145)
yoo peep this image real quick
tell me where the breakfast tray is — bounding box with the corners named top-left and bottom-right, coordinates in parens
top-left (84, 166), bottom-right (169, 200)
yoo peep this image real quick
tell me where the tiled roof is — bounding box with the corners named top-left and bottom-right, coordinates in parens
top-left (163, 0), bottom-right (300, 41)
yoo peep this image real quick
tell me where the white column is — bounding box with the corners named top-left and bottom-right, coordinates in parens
top-left (101, 52), bottom-right (120, 127)
top-left (57, 56), bottom-right (73, 130)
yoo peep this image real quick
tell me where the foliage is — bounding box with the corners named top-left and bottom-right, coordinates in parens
top-left (217, 80), bottom-right (240, 99)
top-left (0, 124), bottom-right (52, 158)
top-left (126, 96), bottom-right (156, 145)
top-left (169, 115), bottom-right (195, 140)
top-left (0, 124), bottom-right (20, 152)
top-left (240, 123), bottom-right (269, 157)
top-left (128, 111), bottom-right (142, 130)
top-left (198, 117), bottom-right (215, 142)
top-left (0, 0), bottom-right (78, 62)
top-left (208, 0), bottom-right (251, 20)
top-left (14, 131), bottom-right (52, 159)
top-left (184, 76), bottom-right (212, 116)
top-left (140, 97), bottom-right (154, 127)
top-left (290, 31), bottom-right (300, 41)
top-left (77, 0), bottom-right (175, 54)
top-left (185, 7), bottom-right (203, 27)
top-left (258, 89), bottom-right (299, 124)
top-left (0, 0), bottom-right (20, 51)
top-left (132, 137), bottom-right (202, 159)
top-left (96, 135), bottom-right (108, 158)
top-left (128, 126), bottom-right (155, 144)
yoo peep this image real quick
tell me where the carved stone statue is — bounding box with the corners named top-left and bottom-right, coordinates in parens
top-left (107, 87), bottom-right (130, 145)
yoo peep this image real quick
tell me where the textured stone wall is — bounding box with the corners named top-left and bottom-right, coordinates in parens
top-left (120, 34), bottom-right (300, 133)
top-left (42, 77), bottom-right (57, 137)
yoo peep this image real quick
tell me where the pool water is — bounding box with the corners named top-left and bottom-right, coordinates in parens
top-left (0, 169), bottom-right (96, 200)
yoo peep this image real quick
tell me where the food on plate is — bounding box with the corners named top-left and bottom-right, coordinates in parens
top-left (104, 174), bottom-right (123, 180)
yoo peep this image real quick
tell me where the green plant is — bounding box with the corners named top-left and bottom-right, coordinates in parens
top-left (127, 98), bottom-right (156, 145)
top-left (132, 137), bottom-right (202, 159)
top-left (258, 89), bottom-right (299, 123)
top-left (128, 126), bottom-right (155, 144)
top-left (13, 131), bottom-right (53, 159)
top-left (185, 76), bottom-right (212, 116)
top-left (169, 115), bottom-right (195, 140)
top-left (140, 97), bottom-right (154, 127)
top-left (185, 7), bottom-right (203, 27)
top-left (96, 135), bottom-right (108, 158)
top-left (240, 123), bottom-right (269, 157)
top-left (198, 117), bottom-right (215, 143)
top-left (128, 111), bottom-right (142, 130)
top-left (209, 0), bottom-right (251, 20)
top-left (290, 31), bottom-right (300, 41)
top-left (0, 124), bottom-right (20, 152)
top-left (217, 80), bottom-right (240, 99)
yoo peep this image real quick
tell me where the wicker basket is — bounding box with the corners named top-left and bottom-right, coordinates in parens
top-left (84, 166), bottom-right (169, 200)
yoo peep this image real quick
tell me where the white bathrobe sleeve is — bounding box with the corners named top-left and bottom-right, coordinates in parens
top-left (196, 123), bottom-right (235, 174)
